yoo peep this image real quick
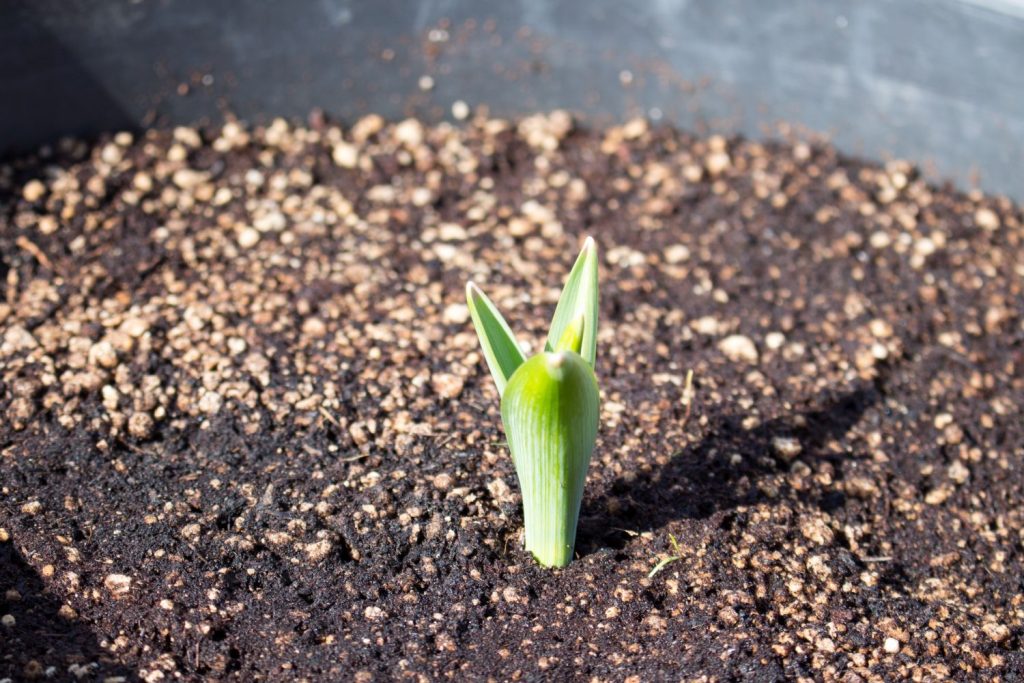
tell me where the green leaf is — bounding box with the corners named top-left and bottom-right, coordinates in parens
top-left (466, 281), bottom-right (526, 396)
top-left (647, 554), bottom-right (680, 579)
top-left (647, 534), bottom-right (682, 578)
top-left (501, 351), bottom-right (600, 567)
top-left (545, 236), bottom-right (599, 368)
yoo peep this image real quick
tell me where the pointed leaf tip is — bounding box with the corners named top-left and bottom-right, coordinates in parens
top-left (466, 281), bottom-right (526, 396)
top-left (545, 238), bottom-right (599, 368)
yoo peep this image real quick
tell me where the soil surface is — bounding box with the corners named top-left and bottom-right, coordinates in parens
top-left (1, 113), bottom-right (1022, 682)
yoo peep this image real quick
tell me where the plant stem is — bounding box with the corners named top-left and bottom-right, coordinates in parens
top-left (521, 467), bottom-right (584, 568)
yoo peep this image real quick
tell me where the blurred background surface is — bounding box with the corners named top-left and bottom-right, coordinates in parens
top-left (2, 0), bottom-right (1023, 198)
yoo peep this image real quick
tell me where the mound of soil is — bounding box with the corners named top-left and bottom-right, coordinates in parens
top-left (1, 113), bottom-right (1022, 681)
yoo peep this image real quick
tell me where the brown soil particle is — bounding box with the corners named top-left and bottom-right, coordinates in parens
top-left (2, 112), bottom-right (1023, 681)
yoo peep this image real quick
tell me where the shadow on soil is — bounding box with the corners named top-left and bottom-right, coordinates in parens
top-left (0, 539), bottom-right (137, 680)
top-left (577, 385), bottom-right (879, 555)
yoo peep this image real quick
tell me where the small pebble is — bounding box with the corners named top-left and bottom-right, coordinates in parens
top-left (120, 317), bottom-right (149, 338)
top-left (227, 337), bottom-right (247, 355)
top-left (925, 486), bottom-right (953, 505)
top-left (771, 436), bottom-right (803, 461)
top-left (442, 303), bottom-right (470, 325)
top-left (663, 244), bottom-right (691, 264)
top-left (302, 317), bottom-right (328, 338)
top-left (452, 101), bottom-right (470, 120)
top-left (22, 179), bottom-right (46, 202)
top-left (705, 151), bottom-right (731, 176)
top-left (974, 207), bottom-right (1000, 231)
top-left (103, 573), bottom-right (132, 597)
top-left (764, 332), bottom-right (786, 350)
top-left (717, 606), bottom-right (739, 626)
top-left (100, 143), bottom-right (123, 164)
top-left (89, 340), bottom-right (118, 369)
top-left (10, 398), bottom-right (35, 430)
top-left (21, 501), bottom-right (43, 515)
top-left (128, 412), bottom-right (155, 439)
top-left (869, 230), bottom-right (892, 248)
top-left (305, 540), bottom-right (333, 563)
top-left (431, 373), bottom-right (464, 399)
top-left (622, 118), bottom-right (648, 140)
top-left (394, 119), bottom-right (424, 147)
top-left (692, 316), bottom-right (722, 335)
top-left (982, 622), bottom-right (1010, 643)
top-left (180, 523), bottom-right (202, 540)
top-left (172, 168), bottom-right (207, 190)
top-left (197, 391), bottom-right (223, 414)
top-left (332, 143), bottom-right (359, 169)
top-left (238, 227), bottom-right (261, 248)
top-left (264, 531), bottom-right (292, 547)
top-left (718, 335), bottom-right (759, 364)
top-left (38, 215), bottom-right (58, 235)
top-left (438, 223), bottom-right (467, 241)
top-left (486, 477), bottom-right (513, 503)
top-left (948, 460), bottom-right (970, 484)
top-left (800, 517), bottom-right (835, 546)
top-left (351, 114), bottom-right (384, 141)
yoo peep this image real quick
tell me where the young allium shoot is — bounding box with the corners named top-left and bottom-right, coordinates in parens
top-left (466, 237), bottom-right (600, 568)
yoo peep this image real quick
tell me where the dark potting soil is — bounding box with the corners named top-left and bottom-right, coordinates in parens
top-left (0, 113), bottom-right (1022, 682)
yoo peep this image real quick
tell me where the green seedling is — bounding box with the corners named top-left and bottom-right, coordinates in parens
top-left (466, 237), bottom-right (599, 568)
top-left (648, 534), bottom-right (683, 578)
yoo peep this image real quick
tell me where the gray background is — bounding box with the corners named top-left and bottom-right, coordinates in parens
top-left (2, 0), bottom-right (1022, 198)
